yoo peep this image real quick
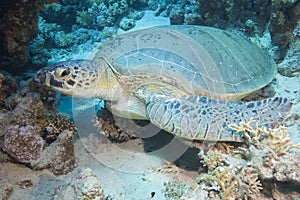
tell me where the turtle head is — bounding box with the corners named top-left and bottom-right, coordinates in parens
top-left (44, 60), bottom-right (102, 98)
top-left (42, 58), bottom-right (122, 100)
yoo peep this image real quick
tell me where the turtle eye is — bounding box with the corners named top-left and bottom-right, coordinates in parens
top-left (61, 69), bottom-right (70, 77)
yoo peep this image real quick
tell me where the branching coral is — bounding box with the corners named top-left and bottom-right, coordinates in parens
top-left (240, 166), bottom-right (263, 199)
top-left (196, 165), bottom-right (263, 200)
top-left (228, 119), bottom-right (300, 155)
top-left (228, 118), bottom-right (266, 144)
top-left (199, 150), bottom-right (226, 171)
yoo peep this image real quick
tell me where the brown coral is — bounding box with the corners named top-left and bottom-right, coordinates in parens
top-left (1, 125), bottom-right (44, 165)
top-left (0, 74), bottom-right (18, 108)
top-left (43, 114), bottom-right (76, 143)
top-left (93, 108), bottom-right (137, 143)
top-left (33, 130), bottom-right (77, 175)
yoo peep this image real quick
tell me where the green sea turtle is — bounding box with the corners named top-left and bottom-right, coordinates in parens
top-left (42, 25), bottom-right (292, 141)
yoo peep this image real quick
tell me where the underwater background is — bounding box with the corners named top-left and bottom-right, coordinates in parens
top-left (0, 0), bottom-right (300, 199)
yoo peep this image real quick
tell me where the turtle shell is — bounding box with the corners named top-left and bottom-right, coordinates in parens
top-left (93, 25), bottom-right (275, 100)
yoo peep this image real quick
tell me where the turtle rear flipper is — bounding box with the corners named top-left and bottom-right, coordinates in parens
top-left (144, 96), bottom-right (292, 142)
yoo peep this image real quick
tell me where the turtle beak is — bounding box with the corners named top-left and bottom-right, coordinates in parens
top-left (34, 63), bottom-right (65, 89)
top-left (46, 73), bottom-right (64, 88)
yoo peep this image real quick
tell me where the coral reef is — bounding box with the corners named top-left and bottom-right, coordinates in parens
top-left (119, 18), bottom-right (136, 31)
top-left (4, 93), bottom-right (49, 129)
top-left (228, 119), bottom-right (300, 155)
top-left (0, 0), bottom-right (40, 71)
top-left (196, 150), bottom-right (263, 200)
top-left (0, 178), bottom-right (13, 200)
top-left (1, 113), bottom-right (77, 175)
top-left (145, 0), bottom-right (298, 60)
top-left (0, 73), bottom-right (3, 88)
top-left (0, 73), bottom-right (77, 175)
top-left (76, 11), bottom-right (92, 28)
top-left (2, 125), bottom-right (44, 165)
top-left (169, 6), bottom-right (185, 25)
top-left (269, 0), bottom-right (300, 60)
top-left (0, 74), bottom-right (18, 108)
top-left (74, 0), bottom-right (130, 30)
top-left (44, 114), bottom-right (76, 144)
top-left (164, 120), bottom-right (300, 199)
top-left (33, 130), bottom-right (77, 175)
top-left (29, 26), bottom-right (51, 66)
top-left (277, 22), bottom-right (300, 77)
top-left (94, 108), bottom-right (137, 143)
top-left (163, 179), bottom-right (189, 199)
top-left (199, 150), bottom-right (226, 171)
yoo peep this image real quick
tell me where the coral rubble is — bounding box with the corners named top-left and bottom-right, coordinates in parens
top-left (54, 168), bottom-right (106, 200)
top-left (73, 168), bottom-right (105, 200)
top-left (0, 178), bottom-right (13, 200)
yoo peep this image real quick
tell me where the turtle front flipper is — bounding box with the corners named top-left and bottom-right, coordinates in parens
top-left (140, 95), bottom-right (292, 142)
